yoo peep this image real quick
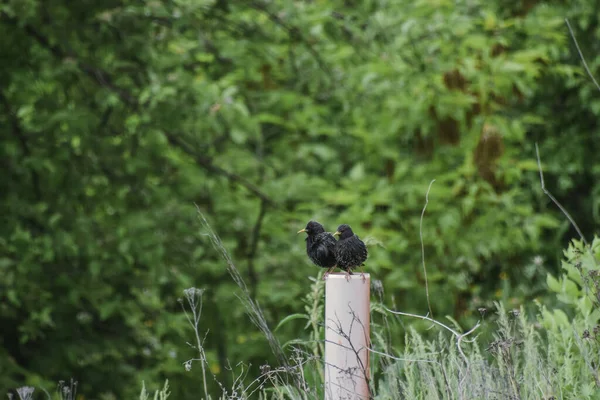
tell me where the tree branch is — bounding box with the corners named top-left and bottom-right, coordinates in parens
top-left (565, 18), bottom-right (600, 94)
top-left (17, 21), bottom-right (137, 105)
top-left (165, 131), bottom-right (275, 205)
top-left (420, 179), bottom-right (436, 319)
top-left (3, 12), bottom-right (274, 205)
top-left (247, 1), bottom-right (333, 79)
top-left (0, 89), bottom-right (42, 201)
top-left (535, 143), bottom-right (588, 247)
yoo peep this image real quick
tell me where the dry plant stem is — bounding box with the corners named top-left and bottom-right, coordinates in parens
top-left (195, 328), bottom-right (209, 400)
top-left (195, 206), bottom-right (309, 392)
top-left (565, 18), bottom-right (600, 93)
top-left (439, 361), bottom-right (453, 399)
top-left (366, 346), bottom-right (440, 364)
top-left (573, 328), bottom-right (600, 387)
top-left (457, 323), bottom-right (483, 399)
top-left (535, 144), bottom-right (595, 262)
top-left (382, 306), bottom-right (481, 365)
top-left (326, 309), bottom-right (373, 399)
top-left (420, 179), bottom-right (436, 319)
top-left (195, 206), bottom-right (289, 365)
top-left (181, 290), bottom-right (209, 400)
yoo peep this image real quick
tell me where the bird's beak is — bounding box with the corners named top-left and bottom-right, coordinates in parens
top-left (333, 231), bottom-right (340, 237)
top-left (297, 228), bottom-right (307, 234)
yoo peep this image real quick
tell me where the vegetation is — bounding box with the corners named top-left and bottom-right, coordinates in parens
top-left (1, 0), bottom-right (600, 398)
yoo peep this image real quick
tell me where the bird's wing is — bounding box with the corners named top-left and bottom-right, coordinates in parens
top-left (315, 243), bottom-right (332, 262)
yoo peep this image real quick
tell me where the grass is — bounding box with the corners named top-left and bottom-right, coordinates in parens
top-left (169, 211), bottom-right (600, 399)
top-left (6, 220), bottom-right (600, 399)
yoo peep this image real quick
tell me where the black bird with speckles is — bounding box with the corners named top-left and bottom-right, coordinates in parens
top-left (333, 224), bottom-right (368, 281)
top-left (298, 221), bottom-right (337, 277)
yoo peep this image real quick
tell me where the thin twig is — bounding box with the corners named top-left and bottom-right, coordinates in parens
top-left (326, 310), bottom-right (373, 399)
top-left (366, 346), bottom-right (440, 363)
top-left (565, 18), bottom-right (600, 93)
top-left (169, 133), bottom-right (274, 205)
top-left (535, 143), bottom-right (588, 247)
top-left (248, 1), bottom-right (333, 78)
top-left (421, 179), bottom-right (436, 318)
top-left (382, 306), bottom-right (481, 365)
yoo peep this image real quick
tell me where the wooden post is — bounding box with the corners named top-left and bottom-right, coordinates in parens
top-left (324, 273), bottom-right (370, 400)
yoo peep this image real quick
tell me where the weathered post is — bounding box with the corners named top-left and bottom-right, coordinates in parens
top-left (324, 273), bottom-right (370, 399)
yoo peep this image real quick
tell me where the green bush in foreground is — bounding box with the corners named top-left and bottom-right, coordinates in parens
top-left (5, 232), bottom-right (600, 399)
top-left (380, 236), bottom-right (600, 399)
top-left (167, 236), bottom-right (600, 399)
top-left (7, 236), bottom-right (600, 399)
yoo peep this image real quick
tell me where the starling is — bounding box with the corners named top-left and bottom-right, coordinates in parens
top-left (297, 220), bottom-right (337, 279)
top-left (333, 224), bottom-right (368, 281)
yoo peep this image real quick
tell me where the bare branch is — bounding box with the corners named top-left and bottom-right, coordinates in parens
top-left (535, 143), bottom-right (588, 247)
top-left (366, 346), bottom-right (440, 364)
top-left (247, 1), bottom-right (333, 79)
top-left (421, 179), bottom-right (436, 319)
top-left (169, 133), bottom-right (275, 205)
top-left (0, 90), bottom-right (42, 201)
top-left (565, 18), bottom-right (600, 93)
top-left (382, 306), bottom-right (481, 366)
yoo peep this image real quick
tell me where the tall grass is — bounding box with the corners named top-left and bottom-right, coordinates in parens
top-left (6, 220), bottom-right (599, 399)
top-left (175, 274), bottom-right (600, 399)
top-left (172, 210), bottom-right (600, 399)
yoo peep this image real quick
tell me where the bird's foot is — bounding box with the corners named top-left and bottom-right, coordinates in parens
top-left (323, 266), bottom-right (335, 280)
top-left (345, 271), bottom-right (351, 282)
top-left (360, 272), bottom-right (366, 283)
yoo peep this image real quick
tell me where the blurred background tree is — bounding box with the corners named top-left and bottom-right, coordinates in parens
top-left (1, 0), bottom-right (599, 397)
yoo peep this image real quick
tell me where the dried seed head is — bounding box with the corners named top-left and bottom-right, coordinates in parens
top-left (260, 364), bottom-right (271, 374)
top-left (16, 387), bottom-right (35, 400)
top-left (583, 329), bottom-right (591, 339)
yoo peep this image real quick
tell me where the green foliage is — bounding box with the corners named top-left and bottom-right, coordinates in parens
top-left (140, 380), bottom-right (171, 400)
top-left (254, 238), bottom-right (600, 399)
top-left (2, 0), bottom-right (600, 397)
top-left (546, 236), bottom-right (600, 311)
top-left (375, 304), bottom-right (600, 399)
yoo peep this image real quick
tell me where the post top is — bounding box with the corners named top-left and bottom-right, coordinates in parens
top-left (325, 272), bottom-right (371, 280)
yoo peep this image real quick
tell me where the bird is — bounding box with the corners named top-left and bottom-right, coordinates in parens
top-left (333, 224), bottom-right (368, 282)
top-left (297, 220), bottom-right (338, 280)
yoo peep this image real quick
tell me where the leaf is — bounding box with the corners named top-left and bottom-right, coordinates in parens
top-left (274, 313), bottom-right (308, 332)
top-left (546, 274), bottom-right (561, 293)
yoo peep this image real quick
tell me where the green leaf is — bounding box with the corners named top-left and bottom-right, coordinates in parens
top-left (546, 274), bottom-right (561, 293)
top-left (274, 313), bottom-right (308, 332)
